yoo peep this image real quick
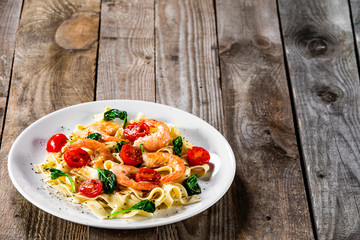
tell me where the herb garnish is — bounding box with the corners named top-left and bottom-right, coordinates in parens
top-left (97, 168), bottom-right (117, 194)
top-left (182, 174), bottom-right (201, 196)
top-left (172, 136), bottom-right (183, 156)
top-left (103, 109), bottom-right (127, 128)
top-left (46, 168), bottom-right (74, 193)
top-left (115, 141), bottom-right (129, 153)
top-left (140, 144), bottom-right (144, 153)
top-left (108, 200), bottom-right (155, 217)
top-left (86, 132), bottom-right (102, 141)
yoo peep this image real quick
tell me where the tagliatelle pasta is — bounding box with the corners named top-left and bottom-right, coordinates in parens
top-left (35, 108), bottom-right (211, 219)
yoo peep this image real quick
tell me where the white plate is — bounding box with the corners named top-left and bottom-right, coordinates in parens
top-left (8, 100), bottom-right (235, 229)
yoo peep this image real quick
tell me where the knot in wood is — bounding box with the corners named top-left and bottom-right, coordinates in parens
top-left (296, 25), bottom-right (335, 58)
top-left (316, 170), bottom-right (327, 179)
top-left (55, 12), bottom-right (99, 50)
top-left (307, 38), bottom-right (328, 56)
top-left (252, 36), bottom-right (272, 50)
top-left (313, 85), bottom-right (342, 104)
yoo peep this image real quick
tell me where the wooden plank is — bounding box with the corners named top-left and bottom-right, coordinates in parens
top-left (155, 0), bottom-right (228, 239)
top-left (91, 0), bottom-right (156, 239)
top-left (0, 0), bottom-right (100, 238)
top-left (279, 0), bottom-right (360, 239)
top-left (96, 0), bottom-right (155, 101)
top-left (216, 0), bottom-right (314, 239)
top-left (0, 0), bottom-right (23, 143)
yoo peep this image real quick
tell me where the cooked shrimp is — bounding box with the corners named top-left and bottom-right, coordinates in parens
top-left (88, 122), bottom-right (127, 142)
top-left (111, 165), bottom-right (159, 191)
top-left (143, 152), bottom-right (186, 182)
top-left (66, 139), bottom-right (114, 168)
top-left (133, 119), bottom-right (170, 152)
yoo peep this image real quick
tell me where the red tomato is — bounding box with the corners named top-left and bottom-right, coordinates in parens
top-left (187, 147), bottom-right (211, 166)
top-left (135, 168), bottom-right (161, 183)
top-left (124, 122), bottom-right (150, 142)
top-left (120, 144), bottom-right (143, 166)
top-left (78, 179), bottom-right (103, 198)
top-left (64, 148), bottom-right (91, 168)
top-left (46, 134), bottom-right (68, 152)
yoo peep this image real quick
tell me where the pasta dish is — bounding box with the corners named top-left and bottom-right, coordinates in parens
top-left (35, 108), bottom-right (211, 219)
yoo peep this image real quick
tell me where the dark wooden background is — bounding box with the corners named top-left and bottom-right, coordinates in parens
top-left (1, 0), bottom-right (360, 239)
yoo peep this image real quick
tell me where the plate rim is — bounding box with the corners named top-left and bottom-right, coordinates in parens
top-left (8, 99), bottom-right (236, 229)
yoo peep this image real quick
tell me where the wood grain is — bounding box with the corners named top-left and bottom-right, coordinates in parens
top-left (279, 0), bottom-right (360, 239)
top-left (96, 0), bottom-right (155, 102)
top-left (155, 0), bottom-right (227, 239)
top-left (92, 0), bottom-right (157, 239)
top-left (0, 0), bottom-right (100, 238)
top-left (216, 0), bottom-right (313, 239)
top-left (0, 0), bottom-right (23, 144)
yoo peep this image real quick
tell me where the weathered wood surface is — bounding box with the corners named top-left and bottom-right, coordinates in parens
top-left (96, 0), bottom-right (155, 102)
top-left (0, 0), bottom-right (100, 238)
top-left (0, 0), bottom-right (23, 144)
top-left (155, 0), bottom-right (226, 239)
top-left (2, 0), bottom-right (360, 239)
top-left (216, 0), bottom-right (314, 239)
top-left (92, 0), bottom-right (156, 239)
top-left (279, 0), bottom-right (360, 239)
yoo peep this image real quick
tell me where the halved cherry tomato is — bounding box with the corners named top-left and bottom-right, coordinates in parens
top-left (78, 179), bottom-right (103, 198)
top-left (135, 168), bottom-right (161, 183)
top-left (187, 146), bottom-right (210, 166)
top-left (46, 134), bottom-right (68, 152)
top-left (64, 148), bottom-right (91, 168)
top-left (120, 144), bottom-right (143, 165)
top-left (124, 122), bottom-right (150, 142)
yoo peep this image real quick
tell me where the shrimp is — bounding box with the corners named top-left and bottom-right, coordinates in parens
top-left (111, 165), bottom-right (159, 191)
top-left (88, 122), bottom-right (127, 142)
top-left (133, 119), bottom-right (171, 152)
top-left (143, 152), bottom-right (186, 183)
top-left (66, 139), bottom-right (114, 168)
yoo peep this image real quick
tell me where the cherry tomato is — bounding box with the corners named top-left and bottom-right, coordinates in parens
top-left (46, 134), bottom-right (68, 152)
top-left (124, 122), bottom-right (150, 142)
top-left (187, 147), bottom-right (211, 166)
top-left (64, 148), bottom-right (91, 168)
top-left (78, 179), bottom-right (103, 198)
top-left (135, 168), bottom-right (161, 183)
top-left (120, 144), bottom-right (143, 166)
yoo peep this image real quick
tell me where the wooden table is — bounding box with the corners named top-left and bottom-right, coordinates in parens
top-left (1, 0), bottom-right (360, 239)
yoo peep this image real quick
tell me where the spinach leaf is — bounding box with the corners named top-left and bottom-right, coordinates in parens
top-left (86, 132), bottom-right (101, 141)
top-left (103, 109), bottom-right (127, 128)
top-left (172, 136), bottom-right (183, 156)
top-left (97, 168), bottom-right (117, 194)
top-left (182, 174), bottom-right (201, 196)
top-left (108, 200), bottom-right (155, 217)
top-left (46, 168), bottom-right (74, 193)
top-left (115, 141), bottom-right (129, 153)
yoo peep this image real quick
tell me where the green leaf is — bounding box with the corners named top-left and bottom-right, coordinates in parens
top-left (46, 168), bottom-right (74, 193)
top-left (140, 144), bottom-right (144, 153)
top-left (115, 141), bottom-right (129, 153)
top-left (182, 174), bottom-right (201, 196)
top-left (108, 200), bottom-right (155, 217)
top-left (86, 132), bottom-right (102, 141)
top-left (97, 168), bottom-right (117, 194)
top-left (172, 136), bottom-right (183, 156)
top-left (103, 109), bottom-right (127, 128)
